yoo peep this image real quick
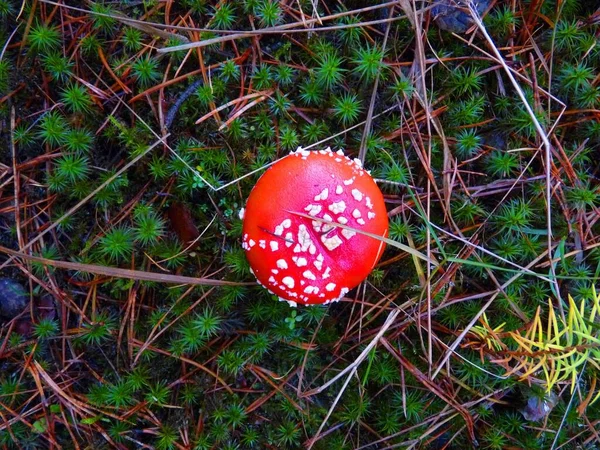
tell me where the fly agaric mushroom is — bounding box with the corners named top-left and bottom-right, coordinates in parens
top-left (241, 148), bottom-right (388, 306)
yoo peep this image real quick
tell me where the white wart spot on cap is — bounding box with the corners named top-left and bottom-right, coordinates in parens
top-left (285, 232), bottom-right (294, 247)
top-left (259, 240), bottom-right (266, 249)
top-left (321, 234), bottom-right (343, 251)
top-left (282, 276), bottom-right (295, 289)
top-left (321, 214), bottom-right (334, 233)
top-left (338, 217), bottom-right (348, 224)
top-left (328, 200), bottom-right (347, 214)
top-left (295, 257), bottom-right (308, 267)
top-left (304, 286), bottom-right (319, 294)
top-left (326, 283), bottom-right (336, 292)
top-left (366, 197), bottom-right (373, 209)
top-left (368, 212), bottom-right (376, 220)
top-left (298, 224), bottom-right (313, 251)
top-left (314, 254), bottom-right (324, 271)
top-left (314, 188), bottom-right (329, 201)
top-left (276, 259), bottom-right (288, 269)
top-left (357, 218), bottom-right (366, 225)
top-left (351, 189), bottom-right (363, 202)
top-left (303, 270), bottom-right (317, 280)
top-left (352, 209), bottom-right (361, 219)
top-left (270, 241), bottom-right (279, 251)
top-left (336, 185), bottom-right (344, 195)
top-left (343, 178), bottom-right (354, 186)
top-left (305, 204), bottom-right (322, 216)
top-left (342, 229), bottom-right (356, 240)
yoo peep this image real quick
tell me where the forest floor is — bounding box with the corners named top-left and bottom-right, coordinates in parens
top-left (1, 0), bottom-right (600, 449)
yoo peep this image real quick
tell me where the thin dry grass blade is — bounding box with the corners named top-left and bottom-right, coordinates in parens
top-left (0, 245), bottom-right (252, 287)
top-left (288, 210), bottom-right (439, 266)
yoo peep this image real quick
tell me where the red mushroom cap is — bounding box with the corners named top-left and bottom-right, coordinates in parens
top-left (241, 148), bottom-right (388, 306)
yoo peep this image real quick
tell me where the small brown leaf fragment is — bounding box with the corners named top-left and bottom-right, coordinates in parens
top-left (168, 202), bottom-right (200, 249)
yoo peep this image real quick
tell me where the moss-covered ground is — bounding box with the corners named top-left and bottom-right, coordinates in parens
top-left (1, 0), bottom-right (600, 448)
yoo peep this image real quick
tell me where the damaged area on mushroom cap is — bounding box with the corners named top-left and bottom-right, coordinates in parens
top-left (242, 148), bottom-right (388, 305)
